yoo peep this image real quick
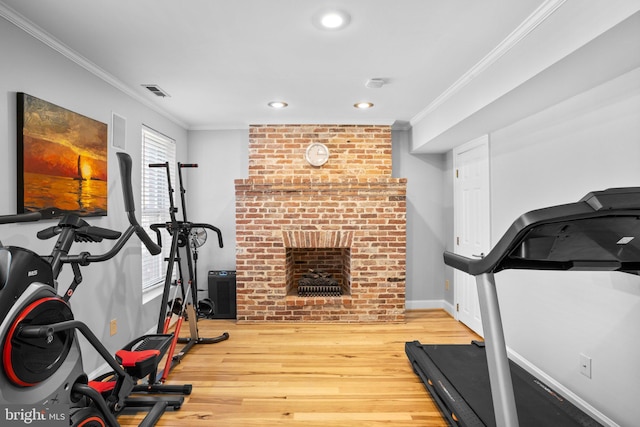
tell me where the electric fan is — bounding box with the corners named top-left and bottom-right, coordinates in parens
top-left (189, 227), bottom-right (207, 248)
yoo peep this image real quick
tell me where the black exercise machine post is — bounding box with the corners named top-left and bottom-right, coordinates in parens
top-left (148, 161), bottom-right (229, 367)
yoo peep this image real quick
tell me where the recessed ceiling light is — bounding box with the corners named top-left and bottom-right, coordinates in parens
top-left (268, 101), bottom-right (288, 109)
top-left (354, 102), bottom-right (374, 109)
top-left (313, 9), bottom-right (351, 30)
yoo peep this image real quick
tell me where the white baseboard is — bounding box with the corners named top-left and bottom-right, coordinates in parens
top-left (406, 299), bottom-right (455, 317)
top-left (507, 348), bottom-right (618, 427)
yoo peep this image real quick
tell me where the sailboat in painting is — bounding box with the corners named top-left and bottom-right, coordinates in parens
top-left (74, 155), bottom-right (86, 181)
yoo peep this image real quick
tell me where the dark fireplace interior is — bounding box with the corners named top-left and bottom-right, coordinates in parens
top-left (286, 247), bottom-right (351, 297)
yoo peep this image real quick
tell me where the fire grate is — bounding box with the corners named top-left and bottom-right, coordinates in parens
top-left (298, 269), bottom-right (342, 297)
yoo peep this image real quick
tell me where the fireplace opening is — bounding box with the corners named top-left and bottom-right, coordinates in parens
top-left (286, 247), bottom-right (351, 297)
top-left (298, 269), bottom-right (341, 296)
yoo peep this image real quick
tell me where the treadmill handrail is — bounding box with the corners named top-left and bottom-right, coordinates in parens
top-left (445, 188), bottom-right (640, 276)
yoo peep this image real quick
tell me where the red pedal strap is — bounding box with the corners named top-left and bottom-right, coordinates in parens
top-left (89, 380), bottom-right (116, 393)
top-left (115, 349), bottom-right (160, 367)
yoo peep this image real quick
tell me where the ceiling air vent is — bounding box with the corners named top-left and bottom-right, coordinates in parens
top-left (142, 84), bottom-right (170, 97)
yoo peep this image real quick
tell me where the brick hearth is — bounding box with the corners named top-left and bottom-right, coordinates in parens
top-left (235, 125), bottom-right (406, 322)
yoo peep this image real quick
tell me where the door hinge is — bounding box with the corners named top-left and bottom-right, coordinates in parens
top-left (455, 169), bottom-right (459, 178)
top-left (456, 303), bottom-right (459, 312)
top-left (456, 236), bottom-right (460, 245)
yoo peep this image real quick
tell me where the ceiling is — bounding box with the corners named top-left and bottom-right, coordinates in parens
top-left (1, 0), bottom-right (545, 130)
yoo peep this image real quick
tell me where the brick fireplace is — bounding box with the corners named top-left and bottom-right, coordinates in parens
top-left (235, 125), bottom-right (407, 322)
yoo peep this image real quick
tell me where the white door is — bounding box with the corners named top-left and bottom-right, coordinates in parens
top-left (453, 135), bottom-right (490, 336)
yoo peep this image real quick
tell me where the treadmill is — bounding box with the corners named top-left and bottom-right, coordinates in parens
top-left (406, 187), bottom-right (640, 427)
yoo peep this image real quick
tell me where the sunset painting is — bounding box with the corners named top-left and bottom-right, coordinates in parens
top-left (17, 93), bottom-right (108, 218)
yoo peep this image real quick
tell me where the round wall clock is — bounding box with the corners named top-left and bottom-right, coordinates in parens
top-left (305, 142), bottom-right (329, 167)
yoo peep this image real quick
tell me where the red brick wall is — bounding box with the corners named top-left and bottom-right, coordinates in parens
top-left (247, 124), bottom-right (392, 181)
top-left (235, 124), bottom-right (406, 322)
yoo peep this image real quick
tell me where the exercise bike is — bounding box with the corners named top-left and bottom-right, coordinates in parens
top-left (0, 152), bottom-right (187, 427)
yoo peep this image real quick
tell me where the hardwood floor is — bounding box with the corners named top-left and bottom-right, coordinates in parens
top-left (118, 310), bottom-right (480, 427)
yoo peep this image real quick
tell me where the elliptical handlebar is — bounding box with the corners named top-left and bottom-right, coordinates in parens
top-left (192, 223), bottom-right (223, 248)
top-left (117, 152), bottom-right (162, 256)
top-left (37, 220), bottom-right (122, 242)
top-left (149, 223), bottom-right (165, 247)
top-left (148, 222), bottom-right (223, 249)
top-left (80, 226), bottom-right (122, 241)
top-left (0, 211), bottom-right (42, 225)
top-left (118, 152), bottom-right (138, 216)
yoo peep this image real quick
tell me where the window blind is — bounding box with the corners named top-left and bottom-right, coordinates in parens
top-left (141, 127), bottom-right (176, 290)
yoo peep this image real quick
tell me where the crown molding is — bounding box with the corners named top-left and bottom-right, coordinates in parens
top-left (410, 0), bottom-right (567, 126)
top-left (189, 117), bottom-right (396, 131)
top-left (0, 2), bottom-right (189, 129)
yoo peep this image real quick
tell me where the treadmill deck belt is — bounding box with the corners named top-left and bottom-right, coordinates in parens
top-left (406, 341), bottom-right (603, 427)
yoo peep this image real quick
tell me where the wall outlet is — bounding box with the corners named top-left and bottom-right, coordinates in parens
top-left (110, 319), bottom-right (117, 336)
top-left (445, 280), bottom-right (450, 290)
top-left (579, 353), bottom-right (591, 378)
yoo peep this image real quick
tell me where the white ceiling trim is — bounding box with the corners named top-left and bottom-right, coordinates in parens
top-left (0, 2), bottom-right (188, 129)
top-left (410, 0), bottom-right (566, 127)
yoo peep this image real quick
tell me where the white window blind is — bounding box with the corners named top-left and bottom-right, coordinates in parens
top-left (141, 127), bottom-right (176, 290)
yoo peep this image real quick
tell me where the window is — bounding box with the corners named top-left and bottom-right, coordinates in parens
top-left (141, 127), bottom-right (176, 290)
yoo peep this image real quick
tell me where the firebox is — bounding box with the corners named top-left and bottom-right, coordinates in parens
top-left (286, 247), bottom-right (351, 297)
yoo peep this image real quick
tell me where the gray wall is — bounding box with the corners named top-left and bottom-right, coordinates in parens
top-left (392, 129), bottom-right (449, 309)
top-left (186, 129), bottom-right (248, 291)
top-left (0, 18), bottom-right (188, 374)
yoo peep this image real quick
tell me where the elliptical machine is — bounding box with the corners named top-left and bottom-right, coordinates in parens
top-left (148, 161), bottom-right (228, 379)
top-left (0, 152), bottom-right (186, 427)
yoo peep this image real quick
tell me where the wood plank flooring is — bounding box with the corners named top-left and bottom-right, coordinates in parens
top-left (118, 310), bottom-right (480, 427)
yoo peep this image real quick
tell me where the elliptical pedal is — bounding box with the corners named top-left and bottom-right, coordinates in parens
top-left (124, 334), bottom-right (174, 353)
